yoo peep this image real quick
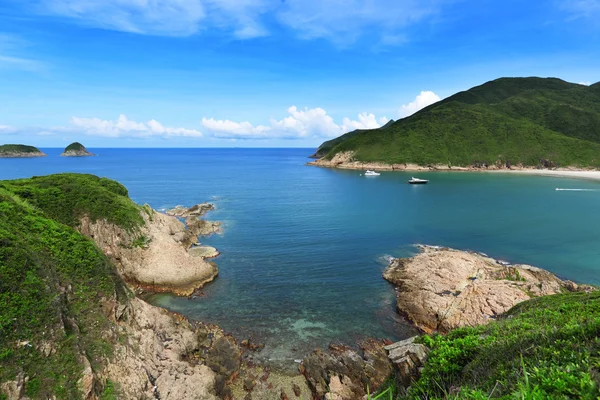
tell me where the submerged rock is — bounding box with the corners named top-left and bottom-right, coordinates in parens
top-left (190, 246), bottom-right (220, 259)
top-left (383, 245), bottom-right (594, 333)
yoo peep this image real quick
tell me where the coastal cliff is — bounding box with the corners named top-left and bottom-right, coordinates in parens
top-left (61, 142), bottom-right (95, 157)
top-left (0, 144), bottom-right (46, 158)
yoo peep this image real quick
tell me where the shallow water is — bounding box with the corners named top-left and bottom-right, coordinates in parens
top-left (3, 148), bottom-right (600, 367)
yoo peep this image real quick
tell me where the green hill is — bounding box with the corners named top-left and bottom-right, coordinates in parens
top-left (316, 77), bottom-right (600, 167)
top-left (61, 142), bottom-right (94, 156)
top-left (0, 174), bottom-right (143, 399)
top-left (0, 144), bottom-right (46, 158)
top-left (310, 119), bottom-right (395, 158)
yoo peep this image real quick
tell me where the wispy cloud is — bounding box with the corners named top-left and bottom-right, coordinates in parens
top-left (69, 114), bottom-right (203, 138)
top-left (560, 0), bottom-right (600, 20)
top-left (29, 0), bottom-right (446, 44)
top-left (0, 125), bottom-right (18, 134)
top-left (202, 106), bottom-right (389, 140)
top-left (399, 91), bottom-right (441, 117)
top-left (0, 34), bottom-right (45, 72)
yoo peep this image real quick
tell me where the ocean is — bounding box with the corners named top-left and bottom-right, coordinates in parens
top-left (2, 147), bottom-right (600, 369)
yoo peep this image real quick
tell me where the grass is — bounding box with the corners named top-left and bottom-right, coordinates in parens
top-left (321, 77), bottom-right (600, 167)
top-left (399, 291), bottom-right (600, 399)
top-left (0, 173), bottom-right (144, 231)
top-left (0, 174), bottom-right (139, 399)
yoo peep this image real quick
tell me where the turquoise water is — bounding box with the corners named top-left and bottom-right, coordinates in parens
top-left (2, 148), bottom-right (600, 367)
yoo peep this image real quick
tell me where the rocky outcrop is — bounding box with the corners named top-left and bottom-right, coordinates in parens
top-left (167, 203), bottom-right (215, 218)
top-left (60, 142), bottom-right (95, 156)
top-left (190, 246), bottom-right (220, 259)
top-left (383, 245), bottom-right (595, 333)
top-left (384, 337), bottom-right (429, 391)
top-left (300, 340), bottom-right (392, 400)
top-left (102, 298), bottom-right (227, 400)
top-left (79, 206), bottom-right (218, 296)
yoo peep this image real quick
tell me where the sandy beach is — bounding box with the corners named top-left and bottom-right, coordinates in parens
top-left (485, 169), bottom-right (600, 182)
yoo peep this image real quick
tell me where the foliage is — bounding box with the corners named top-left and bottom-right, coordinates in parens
top-left (405, 291), bottom-right (600, 399)
top-left (0, 144), bottom-right (43, 154)
top-left (0, 174), bottom-right (136, 399)
top-left (64, 142), bottom-right (87, 152)
top-left (321, 77), bottom-right (600, 167)
top-left (0, 173), bottom-right (143, 231)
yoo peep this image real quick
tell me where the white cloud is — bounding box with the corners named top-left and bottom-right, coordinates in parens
top-left (0, 34), bottom-right (44, 72)
top-left (32, 0), bottom-right (446, 43)
top-left (202, 106), bottom-right (389, 140)
top-left (70, 114), bottom-right (203, 138)
top-left (276, 0), bottom-right (442, 46)
top-left (0, 125), bottom-right (17, 134)
top-left (399, 91), bottom-right (441, 117)
top-left (579, 81), bottom-right (591, 85)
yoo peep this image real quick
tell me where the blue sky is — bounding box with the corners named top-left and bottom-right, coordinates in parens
top-left (0, 0), bottom-right (599, 148)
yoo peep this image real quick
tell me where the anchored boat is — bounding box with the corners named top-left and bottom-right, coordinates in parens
top-left (408, 177), bottom-right (428, 184)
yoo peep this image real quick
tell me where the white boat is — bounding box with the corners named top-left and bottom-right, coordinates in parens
top-left (408, 177), bottom-right (428, 184)
top-left (364, 170), bottom-right (381, 176)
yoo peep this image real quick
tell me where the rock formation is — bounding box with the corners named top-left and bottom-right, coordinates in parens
top-left (78, 206), bottom-right (219, 296)
top-left (384, 336), bottom-right (429, 391)
top-left (383, 245), bottom-right (595, 333)
top-left (60, 142), bottom-right (95, 156)
top-left (300, 340), bottom-right (392, 400)
top-left (167, 203), bottom-right (215, 218)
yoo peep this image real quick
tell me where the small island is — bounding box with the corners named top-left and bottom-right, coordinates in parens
top-left (60, 142), bottom-right (95, 157)
top-left (0, 144), bottom-right (46, 158)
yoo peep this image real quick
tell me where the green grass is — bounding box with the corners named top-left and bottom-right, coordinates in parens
top-left (401, 291), bottom-right (600, 399)
top-left (0, 173), bottom-right (144, 231)
top-left (0, 174), bottom-right (140, 399)
top-left (0, 144), bottom-right (43, 154)
top-left (320, 77), bottom-right (600, 167)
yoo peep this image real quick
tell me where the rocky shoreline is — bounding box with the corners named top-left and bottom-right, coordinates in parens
top-left (307, 150), bottom-right (600, 175)
top-left (383, 245), bottom-right (595, 334)
top-left (0, 151), bottom-right (46, 158)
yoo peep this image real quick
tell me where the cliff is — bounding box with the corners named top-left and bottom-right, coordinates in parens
top-left (0, 144), bottom-right (46, 158)
top-left (61, 142), bottom-right (95, 157)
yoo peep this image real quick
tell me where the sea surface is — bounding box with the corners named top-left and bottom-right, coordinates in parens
top-left (2, 148), bottom-right (600, 368)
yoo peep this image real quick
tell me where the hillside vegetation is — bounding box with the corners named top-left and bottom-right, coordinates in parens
top-left (398, 291), bottom-right (600, 399)
top-left (0, 144), bottom-right (44, 156)
top-left (318, 78), bottom-right (600, 167)
top-left (0, 174), bottom-right (143, 399)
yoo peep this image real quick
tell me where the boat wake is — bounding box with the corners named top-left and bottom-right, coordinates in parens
top-left (555, 188), bottom-right (600, 192)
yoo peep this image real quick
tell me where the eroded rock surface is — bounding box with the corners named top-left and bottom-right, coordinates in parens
top-left (300, 340), bottom-right (392, 400)
top-left (384, 336), bottom-right (429, 390)
top-left (383, 245), bottom-right (595, 333)
top-left (79, 207), bottom-right (218, 296)
top-left (167, 203), bottom-right (215, 218)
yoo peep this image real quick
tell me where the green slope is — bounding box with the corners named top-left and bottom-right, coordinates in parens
top-left (0, 174), bottom-right (144, 399)
top-left (64, 142), bottom-right (87, 152)
top-left (403, 291), bottom-right (600, 399)
top-left (319, 77), bottom-right (600, 167)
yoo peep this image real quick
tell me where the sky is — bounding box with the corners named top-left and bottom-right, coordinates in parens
top-left (0, 0), bottom-right (599, 148)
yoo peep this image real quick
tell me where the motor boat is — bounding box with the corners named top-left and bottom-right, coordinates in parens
top-left (364, 170), bottom-right (381, 176)
top-left (408, 177), bottom-right (428, 184)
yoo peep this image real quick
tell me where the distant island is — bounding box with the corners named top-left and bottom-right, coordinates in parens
top-left (60, 142), bottom-right (95, 157)
top-left (310, 77), bottom-right (600, 170)
top-left (0, 144), bottom-right (46, 158)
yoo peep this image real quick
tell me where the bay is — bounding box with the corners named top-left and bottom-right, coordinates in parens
top-left (2, 147), bottom-right (600, 367)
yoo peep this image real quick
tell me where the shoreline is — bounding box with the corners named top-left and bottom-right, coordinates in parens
top-left (307, 160), bottom-right (600, 182)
